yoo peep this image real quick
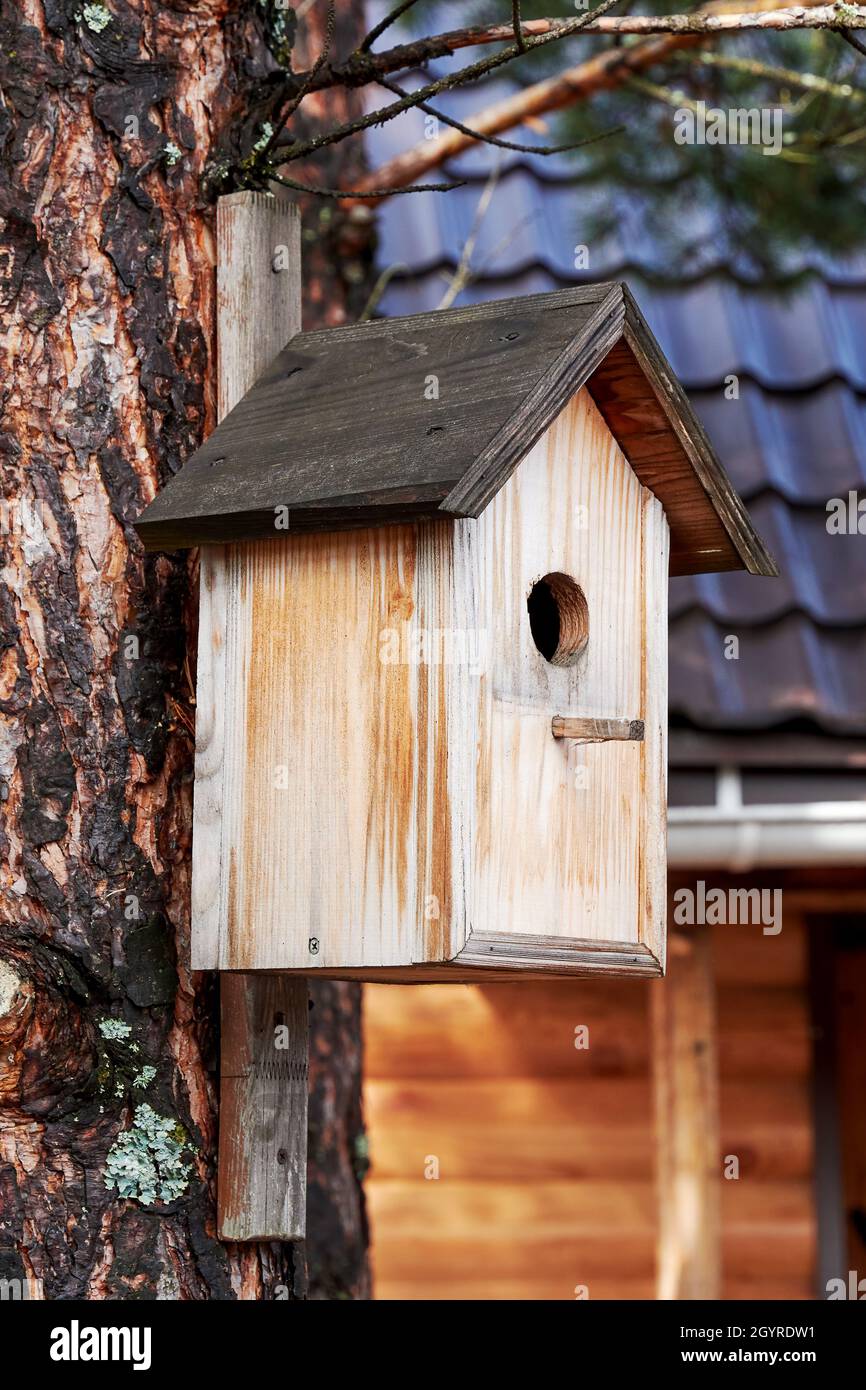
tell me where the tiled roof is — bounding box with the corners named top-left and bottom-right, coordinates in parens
top-left (365, 60), bottom-right (866, 742)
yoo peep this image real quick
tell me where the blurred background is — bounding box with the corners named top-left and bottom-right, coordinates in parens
top-left (358, 0), bottom-right (866, 1301)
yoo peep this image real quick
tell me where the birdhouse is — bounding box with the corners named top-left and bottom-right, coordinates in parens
top-left (136, 284), bottom-right (774, 982)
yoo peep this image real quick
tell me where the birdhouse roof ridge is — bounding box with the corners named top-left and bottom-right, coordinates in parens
top-left (135, 282), bottom-right (776, 578)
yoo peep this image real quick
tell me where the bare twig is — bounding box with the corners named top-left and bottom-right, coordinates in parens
top-left (268, 173), bottom-right (464, 197)
top-left (437, 166), bottom-right (501, 310)
top-left (360, 0), bottom-right (424, 54)
top-left (841, 26), bottom-right (866, 54)
top-left (258, 0), bottom-right (337, 166)
top-left (358, 262), bottom-right (410, 320)
top-left (512, 1), bottom-right (527, 53)
top-left (376, 73), bottom-right (624, 156)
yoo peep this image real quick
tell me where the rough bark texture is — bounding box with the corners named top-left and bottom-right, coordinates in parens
top-left (0, 0), bottom-right (372, 1300)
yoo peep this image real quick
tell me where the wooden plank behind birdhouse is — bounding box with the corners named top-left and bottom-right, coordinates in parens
top-left (201, 190), bottom-right (308, 1245)
top-left (218, 972), bottom-right (308, 1242)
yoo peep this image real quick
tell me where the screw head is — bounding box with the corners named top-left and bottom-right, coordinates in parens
top-left (308, 937), bottom-right (319, 955)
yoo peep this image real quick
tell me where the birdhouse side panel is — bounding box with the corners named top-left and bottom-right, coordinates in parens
top-left (464, 387), bottom-right (668, 970)
top-left (639, 490), bottom-right (670, 972)
top-left (190, 525), bottom-right (472, 971)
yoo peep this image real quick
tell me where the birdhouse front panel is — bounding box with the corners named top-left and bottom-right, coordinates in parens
top-left (136, 283), bottom-right (776, 982)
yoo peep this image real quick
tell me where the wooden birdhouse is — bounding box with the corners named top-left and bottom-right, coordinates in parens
top-left (136, 283), bottom-right (775, 984)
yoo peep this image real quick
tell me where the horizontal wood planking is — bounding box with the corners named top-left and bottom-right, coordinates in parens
top-left (373, 1278), bottom-right (657, 1301)
top-left (364, 980), bottom-right (650, 1079)
top-left (368, 1179), bottom-right (656, 1270)
top-left (367, 1179), bottom-right (814, 1285)
top-left (363, 979), bottom-right (811, 1081)
top-left (364, 905), bottom-right (817, 1300)
top-left (711, 916), bottom-right (808, 988)
top-left (366, 1079), bottom-right (653, 1182)
top-left (717, 988), bottom-right (812, 1078)
top-left (722, 1181), bottom-right (816, 1277)
top-left (365, 1078), bottom-right (811, 1182)
top-left (373, 1277), bottom-right (814, 1302)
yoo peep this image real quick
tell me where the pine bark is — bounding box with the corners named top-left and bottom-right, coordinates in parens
top-left (0, 0), bottom-right (371, 1300)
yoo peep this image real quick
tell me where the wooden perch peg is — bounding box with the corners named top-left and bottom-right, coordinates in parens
top-left (552, 715), bottom-right (645, 742)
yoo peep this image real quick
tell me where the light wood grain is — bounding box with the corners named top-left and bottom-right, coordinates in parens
top-left (366, 1177), bottom-right (812, 1286)
top-left (366, 1179), bottom-right (656, 1286)
top-left (364, 980), bottom-right (651, 1079)
top-left (366, 1077), bottom-right (653, 1181)
top-left (200, 520), bottom-right (472, 971)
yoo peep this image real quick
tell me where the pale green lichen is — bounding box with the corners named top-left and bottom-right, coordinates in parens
top-left (99, 1019), bottom-right (132, 1041)
top-left (80, 3), bottom-right (111, 31)
top-left (133, 1065), bottom-right (156, 1090)
top-left (104, 1104), bottom-right (191, 1205)
top-left (251, 123), bottom-right (274, 154)
top-left (163, 142), bottom-right (183, 167)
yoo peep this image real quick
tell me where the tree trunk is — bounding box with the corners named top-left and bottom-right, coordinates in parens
top-left (0, 0), bottom-right (372, 1300)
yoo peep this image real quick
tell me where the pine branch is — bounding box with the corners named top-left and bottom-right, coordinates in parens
top-left (286, 5), bottom-right (866, 96)
top-left (350, 0), bottom-right (840, 199)
top-left (359, 0), bottom-right (424, 55)
top-left (271, 0), bottom-right (621, 165)
top-left (690, 49), bottom-right (864, 99)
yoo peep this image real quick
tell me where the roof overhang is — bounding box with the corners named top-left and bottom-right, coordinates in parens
top-left (135, 283), bottom-right (777, 578)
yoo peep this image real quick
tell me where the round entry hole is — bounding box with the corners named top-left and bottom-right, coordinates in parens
top-left (527, 572), bottom-right (589, 667)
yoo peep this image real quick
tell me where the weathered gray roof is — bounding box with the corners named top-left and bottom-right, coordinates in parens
top-left (135, 282), bottom-right (775, 578)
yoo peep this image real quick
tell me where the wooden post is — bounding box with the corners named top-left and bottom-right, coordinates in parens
top-left (218, 974), bottom-right (308, 1241)
top-left (651, 924), bottom-right (722, 1299)
top-left (211, 190), bottom-right (308, 1241)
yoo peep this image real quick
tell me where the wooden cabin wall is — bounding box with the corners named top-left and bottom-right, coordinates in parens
top-left (363, 912), bottom-right (815, 1300)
